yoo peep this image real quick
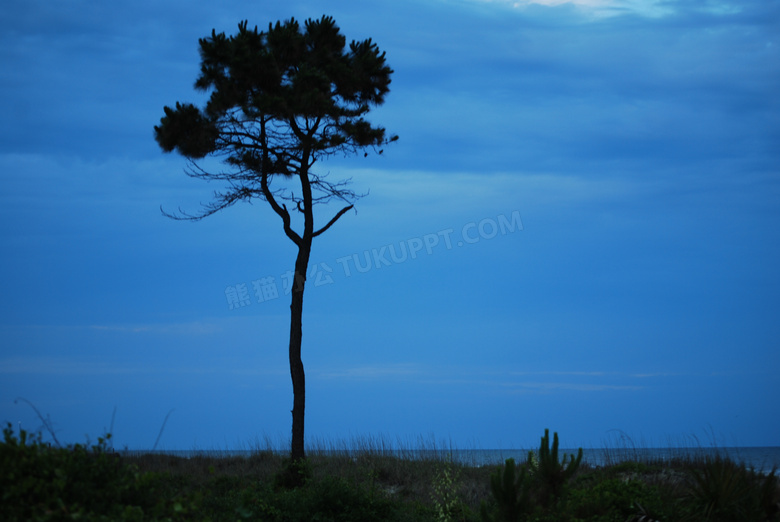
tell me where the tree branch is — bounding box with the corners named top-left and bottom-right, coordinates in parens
top-left (261, 171), bottom-right (301, 246)
top-left (160, 189), bottom-right (245, 221)
top-left (313, 204), bottom-right (354, 238)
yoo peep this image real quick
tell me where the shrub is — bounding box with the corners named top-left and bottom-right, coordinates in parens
top-left (480, 458), bottom-right (530, 522)
top-left (431, 463), bottom-right (468, 521)
top-left (273, 456), bottom-right (313, 490)
top-left (250, 475), bottom-right (398, 522)
top-left (529, 429), bottom-right (582, 508)
top-left (563, 477), bottom-right (670, 522)
top-left (683, 456), bottom-right (780, 521)
top-left (0, 423), bottom-right (196, 521)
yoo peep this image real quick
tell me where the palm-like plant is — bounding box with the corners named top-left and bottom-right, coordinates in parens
top-left (531, 429), bottom-right (583, 508)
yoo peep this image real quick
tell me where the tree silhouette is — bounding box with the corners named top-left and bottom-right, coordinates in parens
top-left (154, 16), bottom-right (396, 466)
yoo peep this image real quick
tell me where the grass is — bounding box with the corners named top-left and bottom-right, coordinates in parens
top-left (3, 426), bottom-right (779, 521)
top-left (112, 434), bottom-right (780, 521)
top-left (126, 434), bottom-right (495, 513)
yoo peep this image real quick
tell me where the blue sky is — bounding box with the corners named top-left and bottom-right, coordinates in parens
top-left (1, 0), bottom-right (778, 452)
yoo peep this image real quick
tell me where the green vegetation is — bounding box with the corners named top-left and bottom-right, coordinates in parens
top-left (685, 455), bottom-right (780, 521)
top-left (480, 458), bottom-right (530, 522)
top-left (480, 430), bottom-right (583, 521)
top-left (0, 423), bottom-right (197, 521)
top-left (530, 428), bottom-right (583, 508)
top-left (2, 425), bottom-right (778, 521)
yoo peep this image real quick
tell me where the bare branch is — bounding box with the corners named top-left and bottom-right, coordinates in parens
top-left (160, 186), bottom-right (250, 221)
top-left (313, 204), bottom-right (354, 238)
top-left (261, 171), bottom-right (301, 246)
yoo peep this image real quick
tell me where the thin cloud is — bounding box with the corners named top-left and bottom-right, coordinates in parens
top-left (509, 0), bottom-right (747, 18)
top-left (499, 371), bottom-right (647, 393)
top-left (512, 0), bottom-right (610, 7)
top-left (313, 366), bottom-right (662, 390)
top-left (0, 356), bottom-right (284, 378)
top-left (89, 322), bottom-right (223, 335)
top-left (313, 364), bottom-right (422, 380)
top-left (509, 370), bottom-right (609, 377)
top-left (0, 357), bottom-right (143, 376)
top-left (502, 381), bottom-right (644, 392)
top-left (343, 168), bottom-right (648, 215)
top-left (463, 0), bottom-right (674, 17)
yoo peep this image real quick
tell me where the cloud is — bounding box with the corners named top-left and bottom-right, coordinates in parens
top-left (314, 364), bottom-right (421, 380)
top-left (345, 168), bottom-right (645, 210)
top-left (88, 322), bottom-right (223, 336)
top-left (0, 357), bottom-right (145, 376)
top-left (369, 2), bottom-right (779, 182)
top-left (0, 355), bottom-right (285, 378)
top-left (513, 0), bottom-right (610, 7)
top-left (468, 0), bottom-right (753, 18)
top-left (502, 381), bottom-right (644, 392)
top-left (312, 365), bottom-right (662, 392)
top-left (460, 0), bottom-right (674, 17)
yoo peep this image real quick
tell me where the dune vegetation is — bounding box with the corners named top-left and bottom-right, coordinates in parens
top-left (2, 423), bottom-right (778, 521)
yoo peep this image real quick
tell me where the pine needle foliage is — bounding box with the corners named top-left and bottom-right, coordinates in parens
top-left (531, 428), bottom-right (583, 508)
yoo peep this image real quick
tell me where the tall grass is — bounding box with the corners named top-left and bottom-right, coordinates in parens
top-left (5, 422), bottom-right (779, 521)
top-left (597, 429), bottom-right (768, 471)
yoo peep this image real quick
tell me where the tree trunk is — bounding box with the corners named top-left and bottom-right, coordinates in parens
top-left (289, 237), bottom-right (311, 464)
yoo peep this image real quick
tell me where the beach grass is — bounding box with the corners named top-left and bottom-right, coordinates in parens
top-left (3, 425), bottom-right (779, 521)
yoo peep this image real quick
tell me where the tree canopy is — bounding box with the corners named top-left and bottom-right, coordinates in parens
top-left (155, 15), bottom-right (396, 224)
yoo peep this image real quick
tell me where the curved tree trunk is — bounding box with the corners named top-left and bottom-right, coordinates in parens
top-left (289, 233), bottom-right (312, 464)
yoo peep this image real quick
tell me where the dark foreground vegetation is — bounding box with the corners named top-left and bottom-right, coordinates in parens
top-left (2, 424), bottom-right (778, 522)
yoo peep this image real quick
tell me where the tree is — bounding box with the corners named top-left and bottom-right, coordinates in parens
top-left (154, 16), bottom-right (396, 465)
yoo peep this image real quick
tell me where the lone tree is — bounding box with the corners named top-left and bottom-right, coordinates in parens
top-left (154, 16), bottom-right (396, 464)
